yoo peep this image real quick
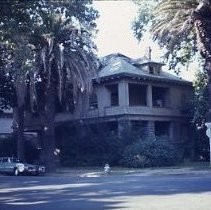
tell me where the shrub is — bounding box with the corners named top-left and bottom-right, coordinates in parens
top-left (58, 124), bottom-right (124, 167)
top-left (0, 135), bottom-right (16, 157)
top-left (120, 137), bottom-right (179, 168)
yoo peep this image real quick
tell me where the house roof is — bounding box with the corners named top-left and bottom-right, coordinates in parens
top-left (97, 53), bottom-right (192, 85)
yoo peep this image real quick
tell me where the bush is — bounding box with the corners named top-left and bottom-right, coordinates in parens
top-left (0, 135), bottom-right (16, 157)
top-left (120, 137), bottom-right (179, 168)
top-left (57, 124), bottom-right (124, 167)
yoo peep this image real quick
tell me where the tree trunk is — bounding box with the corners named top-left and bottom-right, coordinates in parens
top-left (40, 85), bottom-right (59, 171)
top-left (13, 81), bottom-right (26, 161)
top-left (206, 58), bottom-right (211, 121)
top-left (13, 106), bottom-right (25, 161)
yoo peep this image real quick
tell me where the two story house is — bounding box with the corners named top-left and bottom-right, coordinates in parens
top-left (54, 53), bottom-right (193, 144)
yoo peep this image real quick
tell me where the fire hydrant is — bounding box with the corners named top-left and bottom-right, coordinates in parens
top-left (104, 163), bottom-right (111, 174)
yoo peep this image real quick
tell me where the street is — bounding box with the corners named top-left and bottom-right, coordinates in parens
top-left (1, 172), bottom-right (211, 210)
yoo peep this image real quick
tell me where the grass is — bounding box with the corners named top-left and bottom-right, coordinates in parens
top-left (177, 161), bottom-right (210, 168)
top-left (51, 161), bottom-right (211, 177)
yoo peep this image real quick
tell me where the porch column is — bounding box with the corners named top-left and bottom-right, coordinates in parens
top-left (146, 121), bottom-right (155, 140)
top-left (169, 122), bottom-right (174, 142)
top-left (118, 81), bottom-right (129, 107)
top-left (118, 119), bottom-right (131, 138)
top-left (147, 85), bottom-right (153, 107)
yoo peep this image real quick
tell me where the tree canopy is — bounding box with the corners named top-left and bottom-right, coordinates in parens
top-left (133, 0), bottom-right (211, 72)
top-left (0, 0), bottom-right (99, 168)
top-left (0, 0), bottom-right (98, 111)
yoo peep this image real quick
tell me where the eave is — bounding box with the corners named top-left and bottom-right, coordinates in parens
top-left (93, 73), bottom-right (192, 87)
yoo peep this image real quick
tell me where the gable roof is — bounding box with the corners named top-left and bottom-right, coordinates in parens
top-left (97, 53), bottom-right (192, 85)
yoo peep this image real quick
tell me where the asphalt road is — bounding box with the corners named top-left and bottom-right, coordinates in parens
top-left (1, 172), bottom-right (211, 210)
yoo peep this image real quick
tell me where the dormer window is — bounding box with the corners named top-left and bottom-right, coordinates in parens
top-left (149, 65), bottom-right (161, 75)
top-left (157, 67), bottom-right (161, 74)
top-left (149, 66), bottom-right (154, 74)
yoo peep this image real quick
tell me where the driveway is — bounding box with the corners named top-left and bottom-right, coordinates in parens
top-left (0, 167), bottom-right (211, 210)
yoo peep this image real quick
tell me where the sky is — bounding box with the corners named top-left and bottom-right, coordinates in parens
top-left (93, 1), bottom-right (162, 59)
top-left (92, 1), bottom-right (197, 81)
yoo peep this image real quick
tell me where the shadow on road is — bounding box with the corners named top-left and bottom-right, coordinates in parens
top-left (0, 173), bottom-right (211, 209)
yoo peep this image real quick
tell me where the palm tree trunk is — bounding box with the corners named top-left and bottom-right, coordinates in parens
top-left (13, 80), bottom-right (26, 161)
top-left (13, 106), bottom-right (25, 161)
top-left (40, 85), bottom-right (58, 171)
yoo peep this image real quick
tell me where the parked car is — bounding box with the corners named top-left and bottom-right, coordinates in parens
top-left (0, 157), bottom-right (45, 176)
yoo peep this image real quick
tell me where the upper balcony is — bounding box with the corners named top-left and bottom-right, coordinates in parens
top-left (54, 80), bottom-right (191, 123)
top-left (54, 105), bottom-right (186, 123)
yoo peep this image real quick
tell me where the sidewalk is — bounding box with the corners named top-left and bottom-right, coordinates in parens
top-left (48, 165), bottom-right (211, 178)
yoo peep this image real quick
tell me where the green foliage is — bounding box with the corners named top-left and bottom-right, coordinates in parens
top-left (0, 0), bottom-right (98, 111)
top-left (133, 0), bottom-right (199, 71)
top-left (57, 124), bottom-right (123, 166)
top-left (0, 0), bottom-right (99, 167)
top-left (193, 70), bottom-right (209, 127)
top-left (57, 124), bottom-right (181, 168)
top-left (132, 0), bottom-right (156, 40)
top-left (192, 69), bottom-right (210, 162)
top-left (0, 135), bottom-right (16, 157)
top-left (193, 126), bottom-right (209, 161)
top-left (0, 73), bottom-right (16, 111)
top-left (120, 137), bottom-right (179, 168)
top-left (0, 135), bottom-right (40, 163)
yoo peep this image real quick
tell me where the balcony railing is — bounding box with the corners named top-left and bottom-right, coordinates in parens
top-left (103, 106), bottom-right (182, 117)
top-left (25, 105), bottom-right (187, 128)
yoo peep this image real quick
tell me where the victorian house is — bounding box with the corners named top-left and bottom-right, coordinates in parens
top-left (55, 53), bottom-right (193, 143)
top-left (25, 53), bottom-right (193, 148)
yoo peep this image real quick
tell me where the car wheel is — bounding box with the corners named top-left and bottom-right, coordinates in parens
top-left (14, 168), bottom-right (19, 176)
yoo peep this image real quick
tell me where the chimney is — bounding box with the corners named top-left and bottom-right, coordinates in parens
top-left (148, 46), bottom-right (152, 60)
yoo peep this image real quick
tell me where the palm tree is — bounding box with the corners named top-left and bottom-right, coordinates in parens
top-left (0, 0), bottom-right (98, 169)
top-left (29, 6), bottom-right (98, 170)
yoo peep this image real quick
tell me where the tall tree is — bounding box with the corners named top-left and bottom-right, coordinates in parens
top-left (0, 0), bottom-right (38, 161)
top-left (0, 0), bottom-right (98, 170)
top-left (0, 44), bottom-right (16, 112)
top-left (30, 1), bottom-right (98, 170)
top-left (133, 0), bottom-right (211, 121)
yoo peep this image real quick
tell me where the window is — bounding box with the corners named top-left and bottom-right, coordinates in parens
top-left (155, 121), bottom-right (170, 138)
top-left (149, 65), bottom-right (161, 75)
top-left (89, 93), bottom-right (98, 109)
top-left (107, 84), bottom-right (119, 106)
top-left (129, 84), bottom-right (147, 106)
top-left (149, 66), bottom-right (154, 74)
top-left (111, 92), bottom-right (118, 106)
top-left (152, 86), bottom-right (169, 107)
